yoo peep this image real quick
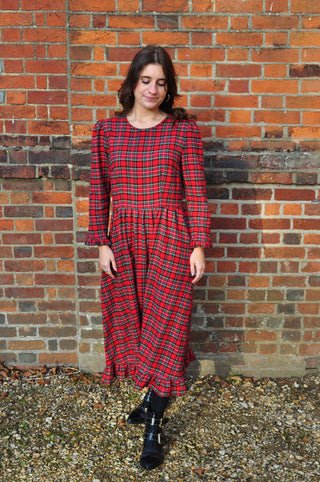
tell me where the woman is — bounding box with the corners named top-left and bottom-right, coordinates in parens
top-left (86, 45), bottom-right (211, 470)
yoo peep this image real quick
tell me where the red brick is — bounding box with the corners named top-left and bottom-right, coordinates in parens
top-left (23, 28), bottom-right (66, 43)
top-left (252, 80), bottom-right (298, 94)
top-left (39, 327), bottom-right (77, 337)
top-left (28, 91), bottom-right (68, 105)
top-left (289, 96), bottom-right (320, 111)
top-left (299, 344), bottom-right (320, 356)
top-left (5, 287), bottom-right (45, 298)
top-left (265, 32), bottom-right (287, 46)
top-left (182, 16), bottom-right (227, 29)
top-left (32, 192), bottom-right (72, 204)
top-left (250, 173), bottom-right (293, 184)
top-left (47, 45), bottom-right (67, 59)
top-left (252, 49), bottom-right (299, 63)
top-left (254, 110), bottom-right (299, 125)
top-left (47, 12), bottom-right (66, 27)
top-left (35, 274), bottom-right (75, 285)
top-left (109, 15), bottom-right (154, 29)
top-left (0, 0), bottom-right (19, 7)
top-left (259, 345), bottom-right (277, 355)
top-left (227, 49), bottom-right (249, 62)
top-left (291, 32), bottom-right (320, 46)
top-left (70, 30), bottom-right (116, 45)
top-left (217, 261), bottom-right (237, 273)
top-left (246, 330), bottom-right (276, 341)
top-left (25, 60), bottom-right (67, 74)
top-left (71, 0), bottom-right (116, 9)
top-left (118, 0), bottom-right (139, 10)
top-left (0, 220), bottom-right (14, 230)
top-left (294, 219), bottom-right (320, 231)
top-left (228, 247), bottom-right (261, 259)
top-left (252, 15), bottom-right (298, 29)
top-left (9, 340), bottom-right (46, 350)
top-left (3, 232), bottom-right (41, 244)
top-left (28, 121), bottom-right (69, 135)
top-left (275, 189), bottom-right (315, 201)
top-left (264, 64), bottom-right (288, 78)
top-left (178, 48), bottom-right (225, 62)
top-left (181, 79), bottom-right (224, 93)
top-left (217, 64), bottom-right (261, 78)
top-left (240, 233), bottom-right (259, 244)
top-left (69, 14), bottom-right (91, 28)
top-left (118, 32), bottom-right (140, 45)
top-left (217, 32), bottom-right (263, 46)
top-left (266, 0), bottom-right (288, 12)
top-left (21, 0), bottom-right (65, 8)
top-left (0, 12), bottom-right (33, 26)
top-left (34, 219), bottom-right (72, 231)
top-left (211, 218), bottom-right (246, 230)
top-left (38, 353), bottom-right (78, 364)
top-left (2, 28), bottom-right (22, 42)
top-left (264, 247), bottom-right (305, 259)
top-left (250, 217), bottom-right (290, 230)
top-left (221, 303), bottom-right (245, 315)
top-left (290, 126), bottom-right (320, 140)
top-left (143, 31), bottom-right (189, 45)
top-left (230, 16), bottom-right (249, 30)
top-left (216, 0), bottom-right (263, 12)
top-left (5, 260), bottom-right (44, 272)
top-left (216, 126), bottom-right (261, 138)
top-left (34, 247), bottom-right (74, 258)
top-left (233, 188), bottom-right (272, 200)
top-left (305, 234), bottom-right (320, 246)
top-left (143, 0), bottom-right (188, 11)
top-left (3, 59), bottom-right (23, 73)
top-left (215, 95), bottom-right (259, 108)
top-left (71, 63), bottom-right (117, 77)
top-left (0, 44), bottom-right (34, 58)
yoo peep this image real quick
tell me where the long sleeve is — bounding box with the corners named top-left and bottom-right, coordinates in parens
top-left (86, 121), bottom-right (111, 246)
top-left (181, 121), bottom-right (211, 248)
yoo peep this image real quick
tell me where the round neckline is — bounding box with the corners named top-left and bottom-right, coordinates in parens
top-left (125, 115), bottom-right (169, 130)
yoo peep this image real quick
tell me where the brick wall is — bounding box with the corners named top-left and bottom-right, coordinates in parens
top-left (1, 0), bottom-right (320, 377)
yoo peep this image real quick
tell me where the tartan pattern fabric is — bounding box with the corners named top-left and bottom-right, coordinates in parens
top-left (86, 115), bottom-right (211, 396)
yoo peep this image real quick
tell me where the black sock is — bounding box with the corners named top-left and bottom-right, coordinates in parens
top-left (149, 390), bottom-right (169, 414)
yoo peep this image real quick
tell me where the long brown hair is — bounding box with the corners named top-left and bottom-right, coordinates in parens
top-left (116, 45), bottom-right (193, 121)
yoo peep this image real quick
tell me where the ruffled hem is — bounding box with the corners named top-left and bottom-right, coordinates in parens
top-left (190, 239), bottom-right (211, 248)
top-left (101, 350), bottom-right (196, 397)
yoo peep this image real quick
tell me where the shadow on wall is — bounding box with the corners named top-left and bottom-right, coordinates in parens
top-left (187, 149), bottom-right (319, 379)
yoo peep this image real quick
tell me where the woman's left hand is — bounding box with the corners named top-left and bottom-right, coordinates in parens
top-left (190, 247), bottom-right (206, 284)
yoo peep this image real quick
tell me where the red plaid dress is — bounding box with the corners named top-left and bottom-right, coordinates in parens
top-left (86, 115), bottom-right (211, 396)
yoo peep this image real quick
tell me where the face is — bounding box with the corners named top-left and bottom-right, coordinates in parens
top-left (133, 63), bottom-right (167, 113)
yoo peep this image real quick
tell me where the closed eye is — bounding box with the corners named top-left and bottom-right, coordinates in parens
top-left (140, 76), bottom-right (166, 87)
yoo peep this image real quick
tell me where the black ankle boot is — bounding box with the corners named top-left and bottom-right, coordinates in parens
top-left (127, 389), bottom-right (152, 425)
top-left (140, 410), bottom-right (164, 470)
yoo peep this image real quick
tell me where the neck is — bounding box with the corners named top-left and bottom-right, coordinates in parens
top-left (129, 106), bottom-right (162, 122)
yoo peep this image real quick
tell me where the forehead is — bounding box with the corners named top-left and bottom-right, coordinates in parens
top-left (140, 63), bottom-right (165, 79)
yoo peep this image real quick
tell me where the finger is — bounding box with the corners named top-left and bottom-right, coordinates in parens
top-left (106, 268), bottom-right (115, 279)
top-left (101, 262), bottom-right (116, 279)
top-left (192, 273), bottom-right (201, 284)
top-left (111, 257), bottom-right (117, 272)
top-left (192, 266), bottom-right (205, 284)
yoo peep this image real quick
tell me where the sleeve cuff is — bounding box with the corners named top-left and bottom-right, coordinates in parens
top-left (85, 235), bottom-right (111, 247)
top-left (190, 239), bottom-right (211, 248)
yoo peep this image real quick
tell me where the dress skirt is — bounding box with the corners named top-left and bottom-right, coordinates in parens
top-left (101, 206), bottom-right (195, 397)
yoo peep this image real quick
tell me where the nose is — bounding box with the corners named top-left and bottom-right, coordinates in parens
top-left (148, 81), bottom-right (157, 94)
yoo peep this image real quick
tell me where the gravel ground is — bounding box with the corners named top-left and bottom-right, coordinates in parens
top-left (1, 364), bottom-right (320, 481)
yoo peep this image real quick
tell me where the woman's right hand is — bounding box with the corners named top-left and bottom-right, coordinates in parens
top-left (99, 245), bottom-right (117, 279)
